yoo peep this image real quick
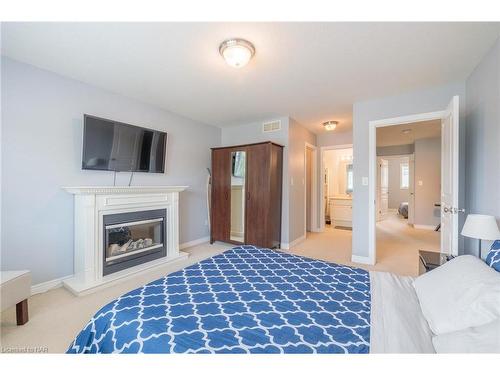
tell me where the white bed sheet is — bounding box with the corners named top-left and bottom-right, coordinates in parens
top-left (370, 271), bottom-right (435, 353)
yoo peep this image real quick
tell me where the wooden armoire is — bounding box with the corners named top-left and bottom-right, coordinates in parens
top-left (210, 141), bottom-right (283, 249)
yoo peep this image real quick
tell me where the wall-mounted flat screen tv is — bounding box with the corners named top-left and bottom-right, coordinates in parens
top-left (82, 114), bottom-right (167, 173)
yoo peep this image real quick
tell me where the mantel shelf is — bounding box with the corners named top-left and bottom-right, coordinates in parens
top-left (62, 186), bottom-right (189, 195)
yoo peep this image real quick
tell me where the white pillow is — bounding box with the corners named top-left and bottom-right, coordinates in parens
top-left (432, 320), bottom-right (500, 353)
top-left (413, 255), bottom-right (500, 335)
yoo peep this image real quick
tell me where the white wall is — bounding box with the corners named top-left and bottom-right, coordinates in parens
top-left (387, 156), bottom-right (410, 209)
top-left (317, 130), bottom-right (353, 147)
top-left (1, 58), bottom-right (221, 284)
top-left (288, 118), bottom-right (317, 243)
top-left (465, 37), bottom-right (500, 255)
top-left (352, 82), bottom-right (466, 259)
top-left (414, 137), bottom-right (441, 226)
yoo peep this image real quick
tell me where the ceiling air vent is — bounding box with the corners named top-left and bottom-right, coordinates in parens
top-left (262, 120), bottom-right (281, 133)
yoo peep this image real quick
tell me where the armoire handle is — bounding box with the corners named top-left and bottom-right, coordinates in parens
top-left (224, 191), bottom-right (228, 200)
top-left (247, 192), bottom-right (250, 201)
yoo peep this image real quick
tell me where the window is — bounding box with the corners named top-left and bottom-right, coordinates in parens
top-left (400, 162), bottom-right (409, 189)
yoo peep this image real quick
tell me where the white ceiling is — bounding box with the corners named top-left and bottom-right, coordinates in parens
top-left (2, 22), bottom-right (500, 134)
top-left (376, 120), bottom-right (441, 147)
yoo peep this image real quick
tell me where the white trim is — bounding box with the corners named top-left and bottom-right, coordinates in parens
top-left (413, 224), bottom-right (437, 231)
top-left (304, 143), bottom-right (319, 234)
top-left (63, 186), bottom-right (188, 195)
top-left (31, 275), bottom-right (72, 295)
top-left (319, 144), bottom-right (353, 231)
top-left (351, 254), bottom-right (375, 265)
top-left (280, 234), bottom-right (306, 250)
top-left (64, 252), bottom-right (189, 296)
top-left (179, 236), bottom-right (210, 250)
top-left (368, 110), bottom-right (445, 266)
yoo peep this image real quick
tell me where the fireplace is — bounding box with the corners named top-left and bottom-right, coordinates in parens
top-left (103, 209), bottom-right (167, 276)
top-left (62, 186), bottom-right (188, 295)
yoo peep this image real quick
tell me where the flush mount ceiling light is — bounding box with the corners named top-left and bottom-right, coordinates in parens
top-left (219, 38), bottom-right (255, 68)
top-left (402, 129), bottom-right (412, 134)
top-left (323, 121), bottom-right (338, 131)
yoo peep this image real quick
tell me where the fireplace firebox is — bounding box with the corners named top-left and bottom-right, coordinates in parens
top-left (103, 209), bottom-right (167, 276)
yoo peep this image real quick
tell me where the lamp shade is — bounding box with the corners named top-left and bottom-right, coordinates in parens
top-left (461, 214), bottom-right (500, 240)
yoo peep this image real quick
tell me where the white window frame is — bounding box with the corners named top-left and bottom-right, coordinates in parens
top-left (400, 162), bottom-right (409, 189)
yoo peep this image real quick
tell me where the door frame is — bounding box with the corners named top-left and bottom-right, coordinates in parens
top-left (319, 143), bottom-right (353, 231)
top-left (304, 142), bottom-right (319, 234)
top-left (376, 157), bottom-right (389, 221)
top-left (368, 110), bottom-right (446, 265)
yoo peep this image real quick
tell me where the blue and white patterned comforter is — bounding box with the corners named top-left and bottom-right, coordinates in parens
top-left (68, 246), bottom-right (371, 353)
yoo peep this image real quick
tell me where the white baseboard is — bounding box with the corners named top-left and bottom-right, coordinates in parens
top-left (413, 224), bottom-right (436, 231)
top-left (179, 236), bottom-right (210, 250)
top-left (281, 234), bottom-right (306, 250)
top-left (31, 275), bottom-right (72, 295)
top-left (351, 254), bottom-right (375, 265)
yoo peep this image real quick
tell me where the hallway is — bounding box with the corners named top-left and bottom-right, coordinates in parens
top-left (288, 212), bottom-right (440, 277)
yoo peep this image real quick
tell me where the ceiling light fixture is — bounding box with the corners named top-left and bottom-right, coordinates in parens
top-left (323, 121), bottom-right (338, 131)
top-left (402, 129), bottom-right (412, 135)
top-left (219, 38), bottom-right (255, 68)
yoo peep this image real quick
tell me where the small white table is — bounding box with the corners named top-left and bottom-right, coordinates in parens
top-left (0, 270), bottom-right (31, 325)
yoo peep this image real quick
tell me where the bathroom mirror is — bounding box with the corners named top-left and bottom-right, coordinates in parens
top-left (337, 160), bottom-right (354, 195)
top-left (346, 163), bottom-right (353, 194)
top-left (230, 151), bottom-right (246, 243)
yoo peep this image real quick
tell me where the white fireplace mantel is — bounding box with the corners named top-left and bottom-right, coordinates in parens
top-left (63, 186), bottom-right (188, 195)
top-left (62, 185), bottom-right (189, 296)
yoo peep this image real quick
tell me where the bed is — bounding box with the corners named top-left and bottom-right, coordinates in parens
top-left (67, 245), bottom-right (435, 354)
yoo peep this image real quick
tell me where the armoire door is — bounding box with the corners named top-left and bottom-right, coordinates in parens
top-left (211, 148), bottom-right (231, 243)
top-left (245, 143), bottom-right (270, 247)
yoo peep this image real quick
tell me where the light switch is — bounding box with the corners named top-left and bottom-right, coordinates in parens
top-left (418, 180), bottom-right (423, 186)
top-left (362, 177), bottom-right (369, 186)
top-left (290, 178), bottom-right (294, 186)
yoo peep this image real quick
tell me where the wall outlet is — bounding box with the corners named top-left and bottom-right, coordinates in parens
top-left (290, 178), bottom-right (294, 186)
top-left (418, 180), bottom-right (423, 186)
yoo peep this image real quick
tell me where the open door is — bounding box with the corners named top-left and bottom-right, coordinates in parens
top-left (377, 157), bottom-right (389, 221)
top-left (440, 96), bottom-right (460, 256)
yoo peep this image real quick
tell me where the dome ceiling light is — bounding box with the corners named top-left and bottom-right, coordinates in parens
top-left (323, 120), bottom-right (338, 131)
top-left (219, 38), bottom-right (255, 68)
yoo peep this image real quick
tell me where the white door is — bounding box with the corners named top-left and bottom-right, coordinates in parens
top-left (441, 96), bottom-right (460, 256)
top-left (377, 158), bottom-right (389, 221)
top-left (408, 154), bottom-right (415, 225)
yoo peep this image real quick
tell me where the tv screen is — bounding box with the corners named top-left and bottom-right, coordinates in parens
top-left (82, 115), bottom-right (167, 173)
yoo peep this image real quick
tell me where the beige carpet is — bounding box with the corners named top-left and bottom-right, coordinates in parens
top-left (288, 213), bottom-right (439, 277)
top-left (1, 216), bottom-right (439, 353)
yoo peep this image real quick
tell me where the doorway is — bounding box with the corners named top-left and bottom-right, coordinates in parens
top-left (368, 96), bottom-right (460, 271)
top-left (319, 144), bottom-right (353, 231)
